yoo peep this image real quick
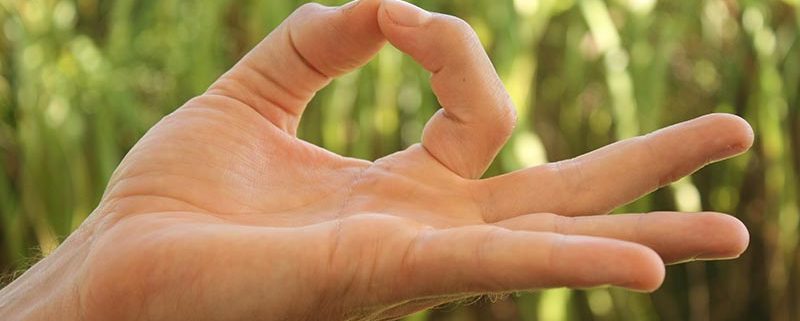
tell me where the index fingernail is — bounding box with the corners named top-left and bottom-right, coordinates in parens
top-left (383, 0), bottom-right (431, 27)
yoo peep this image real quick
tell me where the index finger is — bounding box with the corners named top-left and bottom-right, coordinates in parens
top-left (378, 0), bottom-right (517, 178)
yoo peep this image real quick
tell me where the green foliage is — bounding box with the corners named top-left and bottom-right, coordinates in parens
top-left (0, 0), bottom-right (798, 320)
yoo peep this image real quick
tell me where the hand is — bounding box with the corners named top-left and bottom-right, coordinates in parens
top-left (0, 0), bottom-right (753, 320)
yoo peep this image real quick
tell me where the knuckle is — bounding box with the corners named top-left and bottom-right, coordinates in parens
top-left (546, 234), bottom-right (568, 281)
top-left (633, 135), bottom-right (677, 187)
top-left (473, 227), bottom-right (509, 290)
top-left (497, 101), bottom-right (517, 135)
top-left (433, 14), bottom-right (480, 45)
top-left (542, 159), bottom-right (587, 213)
top-left (292, 2), bottom-right (327, 19)
top-left (635, 135), bottom-right (661, 162)
top-left (442, 15), bottom-right (474, 34)
top-left (540, 213), bottom-right (567, 234)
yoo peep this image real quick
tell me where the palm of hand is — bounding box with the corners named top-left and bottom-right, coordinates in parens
top-left (89, 96), bottom-right (500, 320)
top-left (73, 1), bottom-right (753, 321)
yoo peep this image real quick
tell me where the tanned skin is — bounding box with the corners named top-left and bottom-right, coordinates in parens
top-left (0, 1), bottom-right (753, 320)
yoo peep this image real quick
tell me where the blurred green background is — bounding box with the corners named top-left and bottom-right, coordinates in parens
top-left (0, 0), bottom-right (798, 320)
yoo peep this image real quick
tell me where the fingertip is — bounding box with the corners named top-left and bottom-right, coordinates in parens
top-left (338, 0), bottom-right (378, 19)
top-left (640, 256), bottom-right (666, 292)
top-left (375, 0), bottom-right (402, 43)
top-left (376, 2), bottom-right (392, 32)
top-left (618, 243), bottom-right (665, 292)
top-left (557, 236), bottom-right (665, 292)
top-left (704, 113), bottom-right (755, 158)
top-left (696, 213), bottom-right (750, 260)
top-left (729, 216), bottom-right (751, 257)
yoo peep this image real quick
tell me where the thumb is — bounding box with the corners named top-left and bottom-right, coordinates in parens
top-left (207, 0), bottom-right (386, 134)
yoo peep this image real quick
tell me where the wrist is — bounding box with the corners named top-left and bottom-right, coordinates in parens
top-left (0, 228), bottom-right (93, 321)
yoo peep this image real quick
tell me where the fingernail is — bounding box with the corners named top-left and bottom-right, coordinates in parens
top-left (696, 253), bottom-right (741, 260)
top-left (340, 0), bottom-right (360, 10)
top-left (383, 0), bottom-right (430, 27)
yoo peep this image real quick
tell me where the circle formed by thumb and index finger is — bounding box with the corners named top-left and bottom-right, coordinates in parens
top-left (206, 0), bottom-right (515, 178)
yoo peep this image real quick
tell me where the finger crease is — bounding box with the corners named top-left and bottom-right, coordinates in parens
top-left (547, 234), bottom-right (567, 284)
top-left (210, 82), bottom-right (298, 130)
top-left (242, 63), bottom-right (305, 117)
top-left (286, 25), bottom-right (332, 81)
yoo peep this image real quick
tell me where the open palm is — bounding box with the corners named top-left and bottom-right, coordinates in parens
top-left (22, 1), bottom-right (753, 321)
